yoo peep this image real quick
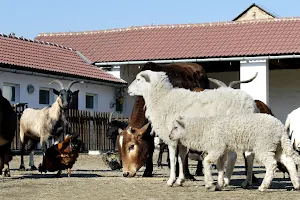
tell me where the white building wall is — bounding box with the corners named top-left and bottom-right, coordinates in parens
top-left (0, 71), bottom-right (117, 112)
top-left (240, 60), bottom-right (269, 105)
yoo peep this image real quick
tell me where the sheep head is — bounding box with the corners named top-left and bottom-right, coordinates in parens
top-left (169, 116), bottom-right (186, 141)
top-left (128, 70), bottom-right (171, 97)
top-left (49, 80), bottom-right (84, 109)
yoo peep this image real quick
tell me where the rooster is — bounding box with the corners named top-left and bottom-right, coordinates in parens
top-left (38, 133), bottom-right (82, 177)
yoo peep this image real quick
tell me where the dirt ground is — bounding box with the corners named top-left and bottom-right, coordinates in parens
top-left (0, 151), bottom-right (299, 200)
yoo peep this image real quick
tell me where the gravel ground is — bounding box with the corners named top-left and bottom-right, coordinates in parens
top-left (0, 151), bottom-right (299, 200)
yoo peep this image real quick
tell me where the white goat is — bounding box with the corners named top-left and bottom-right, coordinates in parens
top-left (127, 70), bottom-right (258, 186)
top-left (285, 107), bottom-right (300, 151)
top-left (19, 80), bottom-right (82, 170)
top-left (169, 114), bottom-right (300, 191)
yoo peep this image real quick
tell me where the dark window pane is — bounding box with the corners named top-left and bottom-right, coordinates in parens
top-left (86, 95), bottom-right (94, 109)
top-left (39, 90), bottom-right (49, 104)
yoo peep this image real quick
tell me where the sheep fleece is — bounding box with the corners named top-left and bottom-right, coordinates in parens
top-left (175, 113), bottom-right (300, 164)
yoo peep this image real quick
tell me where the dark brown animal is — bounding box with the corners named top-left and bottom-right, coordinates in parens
top-left (38, 133), bottom-right (82, 177)
top-left (117, 62), bottom-right (210, 178)
top-left (0, 89), bottom-right (17, 177)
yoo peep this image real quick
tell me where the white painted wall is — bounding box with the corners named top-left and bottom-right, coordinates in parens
top-left (0, 71), bottom-right (118, 112)
top-left (240, 60), bottom-right (269, 105)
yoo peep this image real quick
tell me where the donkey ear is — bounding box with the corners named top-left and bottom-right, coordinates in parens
top-left (137, 122), bottom-right (150, 136)
top-left (141, 73), bottom-right (150, 82)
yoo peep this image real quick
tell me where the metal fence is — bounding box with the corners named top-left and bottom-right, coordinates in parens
top-left (11, 104), bottom-right (129, 153)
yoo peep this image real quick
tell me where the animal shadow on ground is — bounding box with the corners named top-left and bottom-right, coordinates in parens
top-left (20, 173), bottom-right (101, 179)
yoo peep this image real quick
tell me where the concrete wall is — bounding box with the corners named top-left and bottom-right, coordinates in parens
top-left (269, 69), bottom-right (300, 122)
top-left (120, 64), bottom-right (143, 117)
top-left (0, 71), bottom-right (117, 112)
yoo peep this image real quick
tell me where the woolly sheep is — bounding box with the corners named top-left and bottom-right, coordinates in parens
top-left (285, 107), bottom-right (300, 151)
top-left (127, 70), bottom-right (258, 186)
top-left (169, 114), bottom-right (300, 191)
top-left (19, 80), bottom-right (83, 171)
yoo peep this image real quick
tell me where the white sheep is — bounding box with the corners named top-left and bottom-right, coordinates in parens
top-left (169, 114), bottom-right (300, 191)
top-left (127, 70), bottom-right (258, 186)
top-left (285, 107), bottom-right (300, 151)
top-left (19, 80), bottom-right (82, 170)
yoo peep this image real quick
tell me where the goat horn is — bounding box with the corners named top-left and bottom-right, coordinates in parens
top-left (49, 80), bottom-right (64, 89)
top-left (228, 72), bottom-right (258, 88)
top-left (128, 126), bottom-right (132, 133)
top-left (208, 78), bottom-right (227, 87)
top-left (108, 112), bottom-right (113, 123)
top-left (67, 80), bottom-right (84, 90)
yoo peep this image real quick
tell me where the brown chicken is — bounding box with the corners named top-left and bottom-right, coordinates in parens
top-left (38, 133), bottom-right (82, 177)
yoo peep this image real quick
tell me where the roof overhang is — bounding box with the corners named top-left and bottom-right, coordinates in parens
top-left (0, 65), bottom-right (127, 88)
top-left (94, 54), bottom-right (300, 66)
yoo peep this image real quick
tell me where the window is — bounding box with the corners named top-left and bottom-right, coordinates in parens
top-left (86, 94), bottom-right (94, 109)
top-left (3, 84), bottom-right (16, 102)
top-left (39, 89), bottom-right (50, 104)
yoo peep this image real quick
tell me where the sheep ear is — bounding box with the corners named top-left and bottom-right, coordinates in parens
top-left (118, 128), bottom-right (124, 134)
top-left (176, 119), bottom-right (185, 129)
top-left (141, 73), bottom-right (150, 82)
top-left (53, 89), bottom-right (60, 96)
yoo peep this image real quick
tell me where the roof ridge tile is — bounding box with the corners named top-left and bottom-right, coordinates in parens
top-left (0, 33), bottom-right (75, 51)
top-left (37, 17), bottom-right (300, 37)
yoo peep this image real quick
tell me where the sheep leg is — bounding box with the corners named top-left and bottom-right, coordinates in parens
top-left (224, 151), bottom-right (237, 186)
top-left (216, 153), bottom-right (227, 191)
top-left (243, 152), bottom-right (258, 183)
top-left (175, 143), bottom-right (187, 186)
top-left (241, 151), bottom-right (255, 189)
top-left (277, 153), bottom-right (300, 190)
top-left (203, 152), bottom-right (223, 190)
top-left (257, 152), bottom-right (277, 191)
top-left (167, 143), bottom-right (177, 186)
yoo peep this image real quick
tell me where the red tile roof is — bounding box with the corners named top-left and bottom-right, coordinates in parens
top-left (0, 34), bottom-right (126, 84)
top-left (36, 18), bottom-right (300, 63)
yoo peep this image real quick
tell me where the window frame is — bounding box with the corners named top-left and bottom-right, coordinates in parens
top-left (3, 83), bottom-right (18, 102)
top-left (39, 88), bottom-right (51, 105)
top-left (86, 94), bottom-right (95, 109)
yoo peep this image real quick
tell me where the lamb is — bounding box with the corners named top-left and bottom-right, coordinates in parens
top-left (169, 114), bottom-right (300, 191)
top-left (285, 107), bottom-right (300, 151)
top-left (127, 70), bottom-right (258, 186)
top-left (19, 80), bottom-right (83, 170)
